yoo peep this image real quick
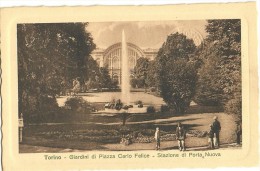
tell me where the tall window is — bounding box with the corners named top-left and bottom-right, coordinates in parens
top-left (112, 56), bottom-right (120, 69)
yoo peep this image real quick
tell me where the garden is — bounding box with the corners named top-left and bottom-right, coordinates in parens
top-left (20, 92), bottom-right (238, 152)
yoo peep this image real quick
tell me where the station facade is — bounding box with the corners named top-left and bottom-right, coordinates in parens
top-left (91, 42), bottom-right (158, 84)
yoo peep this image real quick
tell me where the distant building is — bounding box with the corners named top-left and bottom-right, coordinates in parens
top-left (91, 42), bottom-right (158, 84)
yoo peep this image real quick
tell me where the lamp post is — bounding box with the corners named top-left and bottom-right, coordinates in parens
top-left (18, 113), bottom-right (24, 143)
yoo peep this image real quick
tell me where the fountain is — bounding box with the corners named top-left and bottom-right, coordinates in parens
top-left (121, 30), bottom-right (131, 105)
top-left (100, 30), bottom-right (147, 114)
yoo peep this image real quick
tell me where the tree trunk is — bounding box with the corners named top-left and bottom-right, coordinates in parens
top-left (122, 113), bottom-right (127, 126)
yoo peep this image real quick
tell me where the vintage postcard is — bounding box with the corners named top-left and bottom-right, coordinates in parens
top-left (1, 2), bottom-right (258, 170)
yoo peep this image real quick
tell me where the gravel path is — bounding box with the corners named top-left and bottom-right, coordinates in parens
top-left (20, 142), bottom-right (241, 153)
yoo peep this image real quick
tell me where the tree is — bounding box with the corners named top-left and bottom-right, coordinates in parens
top-left (87, 56), bottom-right (101, 83)
top-left (194, 42), bottom-right (225, 105)
top-left (18, 23), bottom-right (96, 120)
top-left (146, 60), bottom-right (159, 88)
top-left (160, 59), bottom-right (197, 114)
top-left (156, 33), bottom-right (197, 114)
top-left (194, 20), bottom-right (241, 118)
top-left (120, 112), bottom-right (131, 126)
top-left (131, 57), bottom-right (150, 88)
top-left (134, 57), bottom-right (149, 78)
top-left (99, 67), bottom-right (114, 89)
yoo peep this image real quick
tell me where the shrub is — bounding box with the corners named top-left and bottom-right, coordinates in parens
top-left (161, 105), bottom-right (170, 113)
top-left (225, 96), bottom-right (242, 120)
top-left (147, 106), bottom-right (155, 113)
top-left (25, 96), bottom-right (60, 123)
top-left (64, 97), bottom-right (91, 113)
top-left (149, 87), bottom-right (156, 92)
top-left (135, 100), bottom-right (143, 105)
top-left (134, 100), bottom-right (143, 108)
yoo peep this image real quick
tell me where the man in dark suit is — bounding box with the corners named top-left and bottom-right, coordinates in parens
top-left (212, 116), bottom-right (221, 148)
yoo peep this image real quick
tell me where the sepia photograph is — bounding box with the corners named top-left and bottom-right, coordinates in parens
top-left (1, 3), bottom-right (258, 170)
top-left (17, 20), bottom-right (242, 153)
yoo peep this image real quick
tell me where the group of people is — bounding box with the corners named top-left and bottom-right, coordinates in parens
top-left (208, 116), bottom-right (221, 149)
top-left (154, 116), bottom-right (242, 151)
top-left (154, 122), bottom-right (188, 151)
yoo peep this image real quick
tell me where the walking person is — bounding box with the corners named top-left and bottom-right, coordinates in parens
top-left (208, 124), bottom-right (215, 149)
top-left (212, 116), bottom-right (221, 148)
top-left (236, 121), bottom-right (242, 145)
top-left (154, 127), bottom-right (161, 150)
top-left (176, 122), bottom-right (186, 151)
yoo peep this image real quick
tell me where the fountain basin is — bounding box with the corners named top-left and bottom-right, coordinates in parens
top-left (103, 106), bottom-right (148, 114)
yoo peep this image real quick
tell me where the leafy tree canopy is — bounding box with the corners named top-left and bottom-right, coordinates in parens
top-left (18, 23), bottom-right (96, 119)
top-left (156, 33), bottom-right (197, 114)
top-left (133, 57), bottom-right (150, 88)
top-left (195, 19), bottom-right (241, 107)
top-left (145, 60), bottom-right (159, 88)
top-left (99, 67), bottom-right (114, 89)
top-left (134, 57), bottom-right (149, 78)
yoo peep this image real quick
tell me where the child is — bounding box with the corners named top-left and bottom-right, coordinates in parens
top-left (154, 127), bottom-right (160, 150)
top-left (208, 124), bottom-right (214, 149)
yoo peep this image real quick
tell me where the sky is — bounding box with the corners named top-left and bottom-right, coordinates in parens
top-left (87, 20), bottom-right (208, 49)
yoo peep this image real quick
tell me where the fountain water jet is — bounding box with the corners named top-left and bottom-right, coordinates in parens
top-left (100, 30), bottom-right (147, 114)
top-left (121, 30), bottom-right (131, 105)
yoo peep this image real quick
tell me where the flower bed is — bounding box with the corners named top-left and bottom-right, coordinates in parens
top-left (34, 128), bottom-right (206, 146)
